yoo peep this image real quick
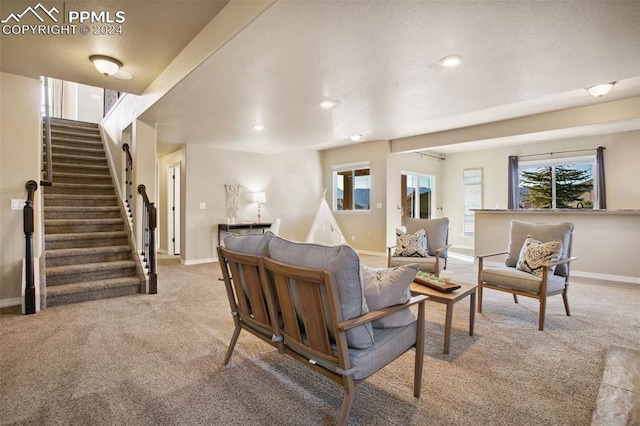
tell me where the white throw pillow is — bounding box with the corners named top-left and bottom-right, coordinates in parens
top-left (395, 228), bottom-right (429, 257)
top-left (516, 235), bottom-right (562, 278)
top-left (361, 263), bottom-right (418, 328)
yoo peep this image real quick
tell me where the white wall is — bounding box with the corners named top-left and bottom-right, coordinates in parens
top-left (76, 84), bottom-right (104, 123)
top-left (0, 73), bottom-right (42, 304)
top-left (183, 144), bottom-right (323, 264)
top-left (442, 130), bottom-right (640, 253)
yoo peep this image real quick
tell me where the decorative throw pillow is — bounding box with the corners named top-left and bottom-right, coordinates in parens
top-left (395, 228), bottom-right (429, 257)
top-left (516, 235), bottom-right (563, 278)
top-left (361, 263), bottom-right (419, 328)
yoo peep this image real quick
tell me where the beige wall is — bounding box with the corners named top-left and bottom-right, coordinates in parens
top-left (183, 144), bottom-right (323, 263)
top-left (0, 73), bottom-right (42, 304)
top-left (320, 140), bottom-right (389, 253)
top-left (442, 130), bottom-right (640, 254)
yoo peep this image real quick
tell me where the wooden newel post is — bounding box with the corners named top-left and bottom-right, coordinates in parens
top-left (148, 203), bottom-right (157, 294)
top-left (24, 180), bottom-right (38, 315)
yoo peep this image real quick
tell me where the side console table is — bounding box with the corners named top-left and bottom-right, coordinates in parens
top-left (217, 222), bottom-right (272, 246)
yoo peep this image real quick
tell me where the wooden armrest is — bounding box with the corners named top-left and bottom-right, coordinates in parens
top-left (541, 256), bottom-right (578, 268)
top-left (337, 295), bottom-right (428, 331)
top-left (476, 250), bottom-right (508, 260)
top-left (433, 244), bottom-right (452, 256)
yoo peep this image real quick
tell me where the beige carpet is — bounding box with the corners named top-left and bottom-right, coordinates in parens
top-left (1, 255), bottom-right (639, 425)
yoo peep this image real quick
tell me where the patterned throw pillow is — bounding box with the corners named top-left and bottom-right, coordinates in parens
top-left (395, 228), bottom-right (429, 257)
top-left (516, 235), bottom-right (563, 278)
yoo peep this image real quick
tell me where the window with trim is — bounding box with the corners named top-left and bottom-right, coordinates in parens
top-left (401, 173), bottom-right (434, 225)
top-left (518, 156), bottom-right (595, 209)
top-left (333, 163), bottom-right (370, 211)
top-left (463, 168), bottom-right (482, 237)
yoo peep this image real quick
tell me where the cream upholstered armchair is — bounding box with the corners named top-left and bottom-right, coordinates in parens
top-left (477, 220), bottom-right (577, 331)
top-left (387, 217), bottom-right (450, 276)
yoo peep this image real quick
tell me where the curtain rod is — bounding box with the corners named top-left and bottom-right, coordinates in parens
top-left (517, 147), bottom-right (604, 158)
top-left (415, 152), bottom-right (445, 161)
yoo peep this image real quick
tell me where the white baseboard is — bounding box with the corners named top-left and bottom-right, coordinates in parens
top-left (0, 297), bottom-right (22, 308)
top-left (181, 257), bottom-right (217, 266)
top-left (448, 252), bottom-right (475, 263)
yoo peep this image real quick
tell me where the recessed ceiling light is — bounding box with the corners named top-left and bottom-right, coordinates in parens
top-left (439, 55), bottom-right (463, 67)
top-left (253, 124), bottom-right (265, 130)
top-left (350, 134), bottom-right (362, 142)
top-left (319, 100), bottom-right (340, 109)
top-left (587, 82), bottom-right (615, 97)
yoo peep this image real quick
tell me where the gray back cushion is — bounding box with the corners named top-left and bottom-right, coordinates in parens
top-left (268, 235), bottom-right (374, 349)
top-left (506, 220), bottom-right (574, 277)
top-left (223, 231), bottom-right (273, 256)
top-left (406, 217), bottom-right (449, 258)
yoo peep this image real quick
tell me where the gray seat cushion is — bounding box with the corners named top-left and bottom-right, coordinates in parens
top-left (223, 231), bottom-right (273, 256)
top-left (505, 220), bottom-right (574, 277)
top-left (481, 266), bottom-right (567, 295)
top-left (268, 235), bottom-right (374, 349)
top-left (389, 255), bottom-right (438, 273)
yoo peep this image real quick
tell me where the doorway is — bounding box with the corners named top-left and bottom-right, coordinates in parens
top-left (167, 163), bottom-right (181, 255)
top-left (400, 173), bottom-right (434, 226)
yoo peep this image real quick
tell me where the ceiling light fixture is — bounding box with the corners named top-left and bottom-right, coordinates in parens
top-left (253, 124), bottom-right (265, 130)
top-left (587, 82), bottom-right (615, 98)
top-left (439, 55), bottom-right (463, 67)
top-left (350, 134), bottom-right (362, 142)
top-left (89, 55), bottom-right (122, 76)
top-left (319, 100), bottom-right (340, 109)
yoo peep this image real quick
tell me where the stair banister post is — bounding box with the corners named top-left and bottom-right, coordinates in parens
top-left (148, 203), bottom-right (157, 294)
top-left (24, 180), bottom-right (38, 315)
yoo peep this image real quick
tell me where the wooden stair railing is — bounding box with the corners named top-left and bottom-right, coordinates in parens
top-left (24, 180), bottom-right (38, 314)
top-left (122, 143), bottom-right (133, 218)
top-left (41, 77), bottom-right (53, 186)
top-left (138, 184), bottom-right (157, 294)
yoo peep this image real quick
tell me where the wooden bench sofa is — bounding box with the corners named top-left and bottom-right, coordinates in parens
top-left (217, 232), bottom-right (427, 425)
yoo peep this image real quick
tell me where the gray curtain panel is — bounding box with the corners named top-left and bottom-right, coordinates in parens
top-left (507, 155), bottom-right (519, 209)
top-left (595, 146), bottom-right (606, 209)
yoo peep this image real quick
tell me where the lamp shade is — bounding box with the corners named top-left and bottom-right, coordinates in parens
top-left (252, 192), bottom-right (266, 204)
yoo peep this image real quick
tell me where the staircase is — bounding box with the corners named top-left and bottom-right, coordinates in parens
top-left (43, 118), bottom-right (145, 307)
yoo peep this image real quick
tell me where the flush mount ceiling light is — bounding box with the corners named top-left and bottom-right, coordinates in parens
top-left (89, 55), bottom-right (123, 76)
top-left (350, 134), bottom-right (362, 142)
top-left (587, 82), bottom-right (615, 97)
top-left (253, 124), bottom-right (265, 130)
top-left (319, 99), bottom-right (340, 109)
top-left (439, 55), bottom-right (463, 67)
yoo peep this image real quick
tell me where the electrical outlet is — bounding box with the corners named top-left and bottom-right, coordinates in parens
top-left (351, 235), bottom-right (356, 241)
top-left (199, 202), bottom-right (206, 209)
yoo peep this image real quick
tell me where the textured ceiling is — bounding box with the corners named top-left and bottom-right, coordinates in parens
top-left (0, 0), bottom-right (228, 94)
top-left (140, 0), bottom-right (640, 155)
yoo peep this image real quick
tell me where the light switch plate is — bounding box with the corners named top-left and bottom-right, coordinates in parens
top-left (199, 202), bottom-right (206, 209)
top-left (11, 199), bottom-right (26, 210)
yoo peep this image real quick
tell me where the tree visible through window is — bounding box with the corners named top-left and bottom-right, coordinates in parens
top-left (519, 160), bottom-right (594, 209)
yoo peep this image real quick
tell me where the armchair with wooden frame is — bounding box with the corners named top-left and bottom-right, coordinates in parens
top-left (388, 217), bottom-right (450, 276)
top-left (476, 220), bottom-right (577, 331)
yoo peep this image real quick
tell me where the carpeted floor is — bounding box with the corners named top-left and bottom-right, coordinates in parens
top-left (1, 255), bottom-right (638, 425)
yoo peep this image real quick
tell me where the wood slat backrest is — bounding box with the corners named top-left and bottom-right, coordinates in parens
top-left (261, 256), bottom-right (346, 368)
top-left (218, 246), bottom-right (277, 333)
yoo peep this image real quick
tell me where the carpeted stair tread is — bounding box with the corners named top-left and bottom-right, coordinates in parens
top-left (45, 206), bottom-right (121, 213)
top-left (44, 194), bottom-right (117, 200)
top-left (51, 153), bottom-right (107, 164)
top-left (51, 144), bottom-right (105, 156)
top-left (46, 260), bottom-right (137, 276)
top-left (46, 277), bottom-right (142, 296)
top-left (45, 218), bottom-right (124, 226)
top-left (48, 137), bottom-right (103, 148)
top-left (45, 231), bottom-right (128, 242)
top-left (46, 245), bottom-right (132, 258)
top-left (50, 162), bottom-right (109, 171)
top-left (53, 171), bottom-right (112, 180)
top-left (44, 183), bottom-right (115, 194)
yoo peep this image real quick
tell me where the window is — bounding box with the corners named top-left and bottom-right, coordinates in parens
top-left (518, 156), bottom-right (594, 209)
top-left (463, 169), bottom-right (482, 237)
top-left (333, 163), bottom-right (370, 211)
top-left (401, 173), bottom-right (433, 225)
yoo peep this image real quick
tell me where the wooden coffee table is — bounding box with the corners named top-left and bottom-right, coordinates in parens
top-left (410, 281), bottom-right (477, 354)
